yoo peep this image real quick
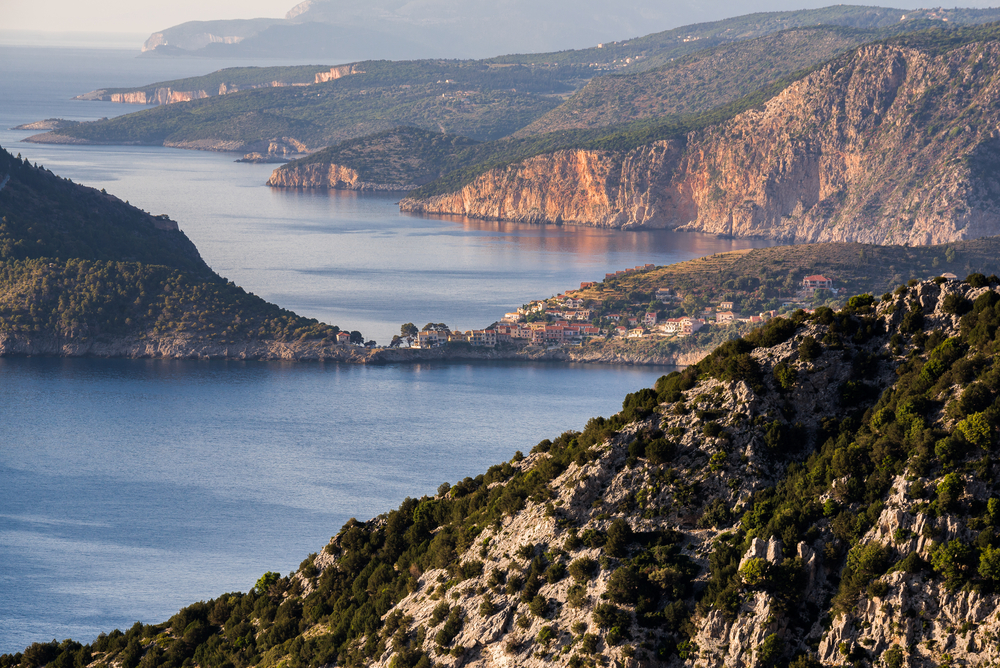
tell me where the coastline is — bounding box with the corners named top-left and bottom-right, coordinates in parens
top-left (0, 333), bottom-right (707, 366)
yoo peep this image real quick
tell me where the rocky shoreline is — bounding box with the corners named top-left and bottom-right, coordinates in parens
top-left (0, 333), bottom-right (706, 367)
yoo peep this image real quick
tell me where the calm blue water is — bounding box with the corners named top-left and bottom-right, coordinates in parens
top-left (0, 357), bottom-right (671, 651)
top-left (0, 46), bottom-right (777, 653)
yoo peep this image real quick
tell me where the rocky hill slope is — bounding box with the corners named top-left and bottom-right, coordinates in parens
top-left (513, 26), bottom-right (898, 137)
top-left (402, 28), bottom-right (1000, 246)
top-left (8, 272), bottom-right (1000, 668)
top-left (267, 128), bottom-right (479, 190)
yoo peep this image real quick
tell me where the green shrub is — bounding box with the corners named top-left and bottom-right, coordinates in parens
top-left (536, 625), bottom-right (555, 645)
top-left (966, 273), bottom-right (989, 288)
top-left (568, 557), bottom-right (597, 582)
top-left (798, 336), bottom-right (822, 361)
top-left (942, 293), bottom-right (972, 315)
top-left (703, 421), bottom-right (724, 438)
top-left (958, 412), bottom-right (992, 449)
top-left (756, 633), bottom-right (784, 667)
top-left (605, 519), bottom-right (633, 557)
top-left (936, 473), bottom-right (964, 514)
top-left (738, 558), bottom-right (770, 587)
top-left (931, 539), bottom-right (974, 589)
top-left (883, 645), bottom-right (904, 668)
top-left (528, 595), bottom-right (548, 617)
top-left (429, 602), bottom-right (450, 627)
top-left (773, 361), bottom-right (797, 391)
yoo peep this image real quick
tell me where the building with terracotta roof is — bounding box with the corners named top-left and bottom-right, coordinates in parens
top-left (802, 275), bottom-right (833, 290)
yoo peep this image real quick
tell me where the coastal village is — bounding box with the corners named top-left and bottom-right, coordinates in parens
top-left (395, 263), bottom-right (850, 351)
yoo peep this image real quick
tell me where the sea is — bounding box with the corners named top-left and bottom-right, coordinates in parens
top-left (0, 44), bottom-right (776, 652)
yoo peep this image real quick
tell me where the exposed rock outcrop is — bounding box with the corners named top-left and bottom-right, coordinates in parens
top-left (74, 81), bottom-right (302, 106)
top-left (267, 162), bottom-right (419, 190)
top-left (403, 42), bottom-right (1000, 245)
top-left (314, 63), bottom-right (365, 83)
top-left (267, 127), bottom-right (479, 190)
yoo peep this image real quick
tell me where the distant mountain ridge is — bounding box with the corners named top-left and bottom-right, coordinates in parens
top-left (139, 3), bottom-right (1000, 61)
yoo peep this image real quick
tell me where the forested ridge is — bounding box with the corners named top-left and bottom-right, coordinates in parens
top-left (0, 147), bottom-right (349, 346)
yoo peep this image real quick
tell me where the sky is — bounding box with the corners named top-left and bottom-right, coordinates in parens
top-left (4, 0), bottom-right (290, 34)
top-left (4, 0), bottom-right (1000, 47)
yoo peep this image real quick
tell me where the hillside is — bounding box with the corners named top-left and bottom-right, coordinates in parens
top-left (9, 273), bottom-right (1000, 666)
top-left (141, 3), bottom-right (1000, 64)
top-left (585, 239), bottom-right (1000, 313)
top-left (514, 25), bottom-right (918, 137)
top-left (39, 9), bottom-right (1000, 162)
top-left (267, 128), bottom-right (479, 190)
top-left (0, 147), bottom-right (366, 358)
top-left (259, 25), bottom-right (915, 187)
top-left (402, 25), bottom-right (1000, 246)
top-left (28, 60), bottom-right (585, 155)
top-left (74, 65), bottom-right (329, 106)
top-left (487, 6), bottom-right (1000, 69)
top-left (138, 3), bottom-right (922, 61)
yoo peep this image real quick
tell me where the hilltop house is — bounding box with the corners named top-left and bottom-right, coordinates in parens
top-left (802, 275), bottom-right (833, 290)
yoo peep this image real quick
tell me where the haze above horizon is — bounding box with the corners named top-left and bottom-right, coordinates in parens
top-left (8, 0), bottom-right (1000, 56)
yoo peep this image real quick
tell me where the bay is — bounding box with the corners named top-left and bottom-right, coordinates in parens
top-left (0, 357), bottom-right (671, 652)
top-left (0, 45), bottom-right (778, 652)
top-left (0, 46), bottom-right (776, 345)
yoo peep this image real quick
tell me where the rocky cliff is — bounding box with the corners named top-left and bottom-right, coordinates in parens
top-left (314, 64), bottom-right (365, 83)
top-left (267, 163), bottom-right (417, 191)
top-left (403, 41), bottom-right (1000, 246)
top-left (75, 81), bottom-right (298, 106)
top-left (268, 127), bottom-right (480, 190)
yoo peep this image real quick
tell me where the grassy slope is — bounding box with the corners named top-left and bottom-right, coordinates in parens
top-left (0, 147), bottom-right (346, 343)
top-left (54, 9), bottom-right (1000, 154)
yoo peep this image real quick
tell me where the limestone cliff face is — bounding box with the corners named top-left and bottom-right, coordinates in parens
top-left (403, 43), bottom-right (1000, 245)
top-left (314, 64), bottom-right (365, 83)
top-left (77, 81), bottom-right (298, 106)
top-left (267, 162), bottom-right (419, 190)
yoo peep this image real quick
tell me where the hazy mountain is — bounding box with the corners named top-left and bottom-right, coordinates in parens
top-left (141, 0), bottom-right (925, 60)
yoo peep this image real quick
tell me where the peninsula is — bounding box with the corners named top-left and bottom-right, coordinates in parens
top-left (0, 146), bottom-right (369, 361)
